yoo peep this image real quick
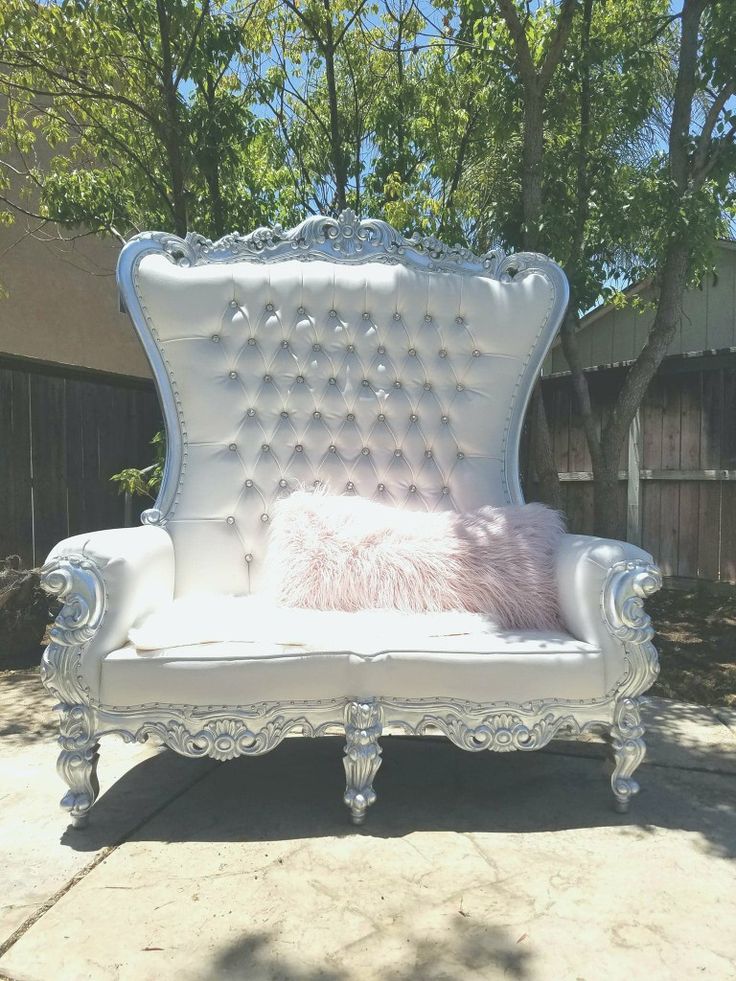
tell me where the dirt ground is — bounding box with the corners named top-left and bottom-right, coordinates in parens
top-left (650, 589), bottom-right (736, 707)
top-left (3, 590), bottom-right (734, 708)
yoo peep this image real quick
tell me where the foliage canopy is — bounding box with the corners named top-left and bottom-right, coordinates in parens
top-left (1, 0), bottom-right (734, 531)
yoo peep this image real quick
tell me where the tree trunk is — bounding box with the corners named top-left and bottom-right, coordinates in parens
top-left (560, 307), bottom-right (602, 470)
top-left (521, 83), bottom-right (544, 252)
top-left (203, 164), bottom-right (224, 240)
top-left (156, 0), bottom-right (188, 236)
top-left (520, 86), bottom-right (560, 509)
top-left (605, 244), bottom-right (689, 457)
top-left (323, 17), bottom-right (347, 213)
top-left (566, 0), bottom-right (702, 539)
top-left (495, 0), bottom-right (578, 515)
top-left (202, 78), bottom-right (225, 238)
top-left (559, 0), bottom-right (609, 532)
top-left (593, 468), bottom-right (621, 541)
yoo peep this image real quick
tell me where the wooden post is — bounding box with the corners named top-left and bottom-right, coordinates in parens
top-left (627, 410), bottom-right (642, 546)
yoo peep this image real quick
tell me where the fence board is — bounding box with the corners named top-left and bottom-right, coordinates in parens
top-left (552, 384), bottom-right (571, 473)
top-left (722, 370), bottom-right (736, 469)
top-left (64, 378), bottom-right (87, 536)
top-left (641, 376), bottom-right (664, 470)
top-left (568, 399), bottom-right (590, 472)
top-left (97, 383), bottom-right (129, 530)
top-left (677, 374), bottom-right (701, 576)
top-left (30, 374), bottom-right (69, 564)
top-left (565, 482), bottom-right (594, 537)
top-left (720, 483), bottom-right (736, 583)
top-left (679, 372), bottom-right (701, 468)
top-left (698, 481), bottom-right (722, 580)
top-left (80, 380), bottom-right (105, 531)
top-left (700, 368), bottom-right (722, 468)
top-left (677, 483), bottom-right (700, 577)
top-left (658, 380), bottom-right (681, 575)
top-left (0, 368), bottom-right (33, 564)
top-left (641, 482), bottom-right (661, 560)
top-left (616, 483), bottom-right (628, 542)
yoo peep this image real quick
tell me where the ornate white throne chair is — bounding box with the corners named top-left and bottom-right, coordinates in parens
top-left (40, 211), bottom-right (662, 828)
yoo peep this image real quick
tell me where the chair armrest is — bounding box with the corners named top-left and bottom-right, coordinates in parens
top-left (554, 534), bottom-right (662, 694)
top-left (41, 526), bottom-right (175, 703)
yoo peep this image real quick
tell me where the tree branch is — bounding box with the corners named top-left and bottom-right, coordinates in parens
top-left (175, 0), bottom-right (212, 86)
top-left (539, 0), bottom-right (578, 90)
top-left (691, 80), bottom-right (736, 183)
top-left (668, 0), bottom-right (708, 190)
top-left (495, 0), bottom-right (537, 83)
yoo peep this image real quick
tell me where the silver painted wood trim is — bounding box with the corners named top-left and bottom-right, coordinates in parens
top-left (40, 544), bottom-right (660, 825)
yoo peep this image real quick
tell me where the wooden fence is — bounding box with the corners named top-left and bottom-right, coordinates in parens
top-left (0, 354), bottom-right (161, 568)
top-left (3, 350), bottom-right (734, 584)
top-left (525, 353), bottom-right (736, 583)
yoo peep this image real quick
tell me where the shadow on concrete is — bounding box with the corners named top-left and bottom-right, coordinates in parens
top-left (210, 922), bottom-right (532, 980)
top-left (543, 698), bottom-right (736, 776)
top-left (60, 734), bottom-right (736, 862)
top-left (643, 697), bottom-right (736, 773)
top-left (0, 669), bottom-right (57, 747)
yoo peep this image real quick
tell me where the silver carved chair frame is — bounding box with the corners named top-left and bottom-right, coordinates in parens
top-left (40, 211), bottom-right (662, 828)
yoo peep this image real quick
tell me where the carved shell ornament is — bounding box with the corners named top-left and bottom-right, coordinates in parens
top-left (417, 710), bottom-right (580, 752)
top-left (133, 716), bottom-right (304, 761)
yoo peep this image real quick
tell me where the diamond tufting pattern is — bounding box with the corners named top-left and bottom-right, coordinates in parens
top-left (134, 256), bottom-right (556, 596)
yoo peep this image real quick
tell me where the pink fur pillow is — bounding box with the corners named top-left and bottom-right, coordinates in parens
top-left (265, 491), bottom-right (565, 630)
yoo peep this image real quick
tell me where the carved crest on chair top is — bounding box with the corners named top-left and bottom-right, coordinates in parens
top-left (134, 208), bottom-right (531, 279)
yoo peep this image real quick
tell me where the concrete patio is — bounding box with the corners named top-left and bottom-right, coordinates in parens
top-left (1, 669), bottom-right (734, 981)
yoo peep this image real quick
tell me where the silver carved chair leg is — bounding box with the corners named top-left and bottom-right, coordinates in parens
top-left (610, 697), bottom-right (647, 813)
top-left (343, 700), bottom-right (383, 825)
top-left (57, 705), bottom-right (100, 828)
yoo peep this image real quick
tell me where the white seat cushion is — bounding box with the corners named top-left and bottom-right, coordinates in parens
top-left (101, 622), bottom-right (605, 708)
top-left (108, 596), bottom-right (606, 707)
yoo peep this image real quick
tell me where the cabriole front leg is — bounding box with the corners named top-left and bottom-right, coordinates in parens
top-left (57, 705), bottom-right (100, 828)
top-left (39, 554), bottom-right (107, 828)
top-left (599, 558), bottom-right (661, 813)
top-left (343, 700), bottom-right (383, 825)
top-left (610, 697), bottom-right (646, 813)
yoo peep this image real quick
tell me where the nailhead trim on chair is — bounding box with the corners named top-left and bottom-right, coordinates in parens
top-left (130, 224), bottom-right (559, 584)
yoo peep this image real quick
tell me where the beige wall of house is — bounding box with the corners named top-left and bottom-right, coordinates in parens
top-left (0, 221), bottom-right (151, 378)
top-left (545, 240), bottom-right (736, 374)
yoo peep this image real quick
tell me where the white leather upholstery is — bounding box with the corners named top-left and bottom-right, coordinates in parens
top-left (101, 631), bottom-right (604, 707)
top-left (45, 526), bottom-right (175, 699)
top-left (44, 527), bottom-right (650, 706)
top-left (555, 534), bottom-right (656, 689)
top-left (133, 256), bottom-right (556, 596)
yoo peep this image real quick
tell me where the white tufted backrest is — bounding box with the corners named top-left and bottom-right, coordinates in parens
top-left (118, 214), bottom-right (568, 597)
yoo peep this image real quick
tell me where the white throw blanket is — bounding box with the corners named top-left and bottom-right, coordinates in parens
top-left (128, 594), bottom-right (493, 654)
